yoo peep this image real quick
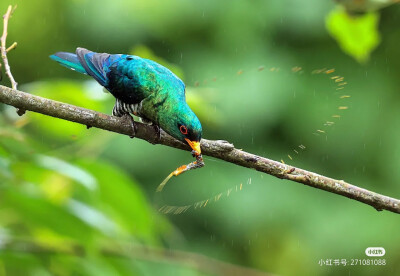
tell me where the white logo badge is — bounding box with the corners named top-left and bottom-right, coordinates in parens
top-left (365, 247), bottom-right (385, 257)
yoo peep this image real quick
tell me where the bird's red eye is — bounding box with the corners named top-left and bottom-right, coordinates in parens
top-left (179, 125), bottom-right (188, 135)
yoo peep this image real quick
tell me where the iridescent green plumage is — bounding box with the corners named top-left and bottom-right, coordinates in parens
top-left (50, 48), bottom-right (202, 148)
top-left (51, 48), bottom-right (204, 186)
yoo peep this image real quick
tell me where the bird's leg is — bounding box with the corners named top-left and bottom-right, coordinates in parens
top-left (139, 117), bottom-right (161, 144)
top-left (112, 99), bottom-right (136, 138)
top-left (153, 124), bottom-right (161, 142)
top-left (122, 114), bottom-right (137, 139)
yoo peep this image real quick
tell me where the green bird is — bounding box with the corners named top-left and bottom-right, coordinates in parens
top-left (50, 48), bottom-right (204, 185)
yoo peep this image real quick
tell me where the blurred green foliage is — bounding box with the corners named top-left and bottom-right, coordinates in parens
top-left (334, 0), bottom-right (399, 13)
top-left (326, 8), bottom-right (380, 63)
top-left (1, 0), bottom-right (400, 275)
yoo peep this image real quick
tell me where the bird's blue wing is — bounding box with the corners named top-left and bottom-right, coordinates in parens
top-left (76, 48), bottom-right (112, 87)
top-left (51, 48), bottom-right (186, 107)
top-left (50, 48), bottom-right (118, 86)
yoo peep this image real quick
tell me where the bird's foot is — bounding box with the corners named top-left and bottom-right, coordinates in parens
top-left (153, 124), bottom-right (161, 143)
top-left (122, 114), bottom-right (136, 138)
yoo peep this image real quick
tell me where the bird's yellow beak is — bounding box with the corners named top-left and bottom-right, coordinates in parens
top-left (185, 138), bottom-right (201, 156)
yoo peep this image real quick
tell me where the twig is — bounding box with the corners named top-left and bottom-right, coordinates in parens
top-left (6, 41), bottom-right (17, 52)
top-left (1, 5), bottom-right (23, 116)
top-left (0, 85), bottom-right (399, 214)
top-left (1, 240), bottom-right (273, 276)
top-left (0, 5), bottom-right (18, 90)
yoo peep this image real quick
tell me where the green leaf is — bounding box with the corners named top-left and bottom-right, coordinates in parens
top-left (326, 8), bottom-right (380, 63)
top-left (36, 155), bottom-right (97, 191)
top-left (2, 189), bottom-right (96, 242)
top-left (76, 159), bottom-right (172, 245)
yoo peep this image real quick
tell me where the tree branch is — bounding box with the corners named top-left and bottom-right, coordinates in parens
top-left (1, 85), bottom-right (399, 214)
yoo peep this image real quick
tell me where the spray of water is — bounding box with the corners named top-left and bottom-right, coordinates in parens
top-left (157, 65), bottom-right (351, 215)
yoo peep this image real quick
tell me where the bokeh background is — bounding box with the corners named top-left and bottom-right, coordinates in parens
top-left (0, 0), bottom-right (399, 275)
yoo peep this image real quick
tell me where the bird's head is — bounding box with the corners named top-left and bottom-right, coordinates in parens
top-left (166, 106), bottom-right (202, 156)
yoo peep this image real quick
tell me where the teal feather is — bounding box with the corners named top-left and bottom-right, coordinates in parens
top-left (50, 48), bottom-right (202, 146)
top-left (50, 52), bottom-right (87, 74)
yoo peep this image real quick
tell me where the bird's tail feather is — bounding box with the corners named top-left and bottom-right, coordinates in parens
top-left (50, 48), bottom-right (111, 87)
top-left (50, 52), bottom-right (87, 75)
top-left (76, 48), bottom-right (110, 86)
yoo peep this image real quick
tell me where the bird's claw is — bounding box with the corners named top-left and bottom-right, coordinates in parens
top-left (122, 114), bottom-right (136, 138)
top-left (152, 124), bottom-right (161, 144)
